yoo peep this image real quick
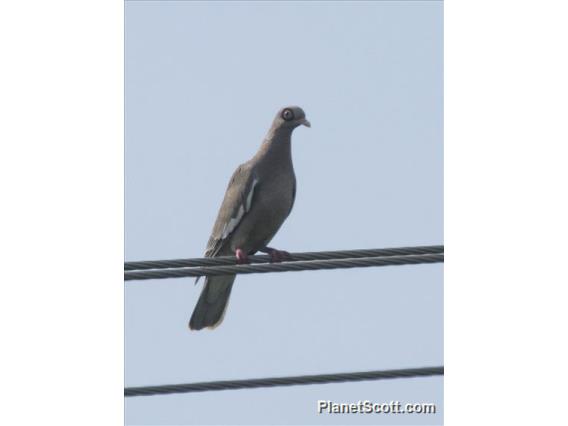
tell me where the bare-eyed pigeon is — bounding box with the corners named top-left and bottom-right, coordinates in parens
top-left (189, 106), bottom-right (310, 330)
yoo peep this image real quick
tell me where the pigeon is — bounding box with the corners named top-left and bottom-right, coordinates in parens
top-left (189, 106), bottom-right (310, 330)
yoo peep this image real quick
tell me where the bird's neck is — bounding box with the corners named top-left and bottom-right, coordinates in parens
top-left (256, 127), bottom-right (293, 165)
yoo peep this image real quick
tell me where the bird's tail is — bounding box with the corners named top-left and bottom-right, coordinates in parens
top-left (189, 275), bottom-right (236, 330)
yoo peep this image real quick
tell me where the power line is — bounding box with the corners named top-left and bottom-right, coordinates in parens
top-left (124, 245), bottom-right (444, 270)
top-left (125, 366), bottom-right (443, 397)
top-left (125, 253), bottom-right (443, 281)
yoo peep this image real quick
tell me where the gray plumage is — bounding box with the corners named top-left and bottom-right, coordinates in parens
top-left (189, 106), bottom-right (310, 330)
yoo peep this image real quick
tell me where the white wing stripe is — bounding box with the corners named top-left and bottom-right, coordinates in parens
top-left (246, 178), bottom-right (259, 212)
top-left (220, 178), bottom-right (258, 240)
top-left (221, 204), bottom-right (244, 239)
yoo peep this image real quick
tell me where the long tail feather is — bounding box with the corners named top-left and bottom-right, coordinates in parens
top-left (189, 275), bottom-right (236, 330)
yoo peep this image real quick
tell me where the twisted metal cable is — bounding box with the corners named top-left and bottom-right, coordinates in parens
top-left (125, 253), bottom-right (443, 281)
top-left (124, 245), bottom-right (444, 271)
top-left (125, 366), bottom-right (443, 397)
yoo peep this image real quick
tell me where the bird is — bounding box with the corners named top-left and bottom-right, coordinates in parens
top-left (189, 106), bottom-right (310, 330)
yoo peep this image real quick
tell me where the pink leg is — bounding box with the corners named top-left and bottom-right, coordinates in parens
top-left (235, 248), bottom-right (250, 264)
top-left (260, 246), bottom-right (291, 263)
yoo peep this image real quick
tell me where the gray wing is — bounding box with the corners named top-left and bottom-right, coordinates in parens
top-left (205, 163), bottom-right (259, 257)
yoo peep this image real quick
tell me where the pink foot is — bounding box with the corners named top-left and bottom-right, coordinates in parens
top-left (235, 248), bottom-right (249, 264)
top-left (261, 247), bottom-right (291, 263)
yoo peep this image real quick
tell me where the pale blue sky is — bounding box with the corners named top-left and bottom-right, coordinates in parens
top-left (125, 1), bottom-right (443, 424)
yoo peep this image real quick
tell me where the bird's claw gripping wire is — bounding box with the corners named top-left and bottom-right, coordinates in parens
top-left (260, 246), bottom-right (291, 263)
top-left (235, 248), bottom-right (250, 264)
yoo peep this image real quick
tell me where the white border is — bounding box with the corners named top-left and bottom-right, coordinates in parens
top-left (0, 1), bottom-right (123, 425)
top-left (446, 0), bottom-right (568, 424)
top-left (2, 0), bottom-right (568, 424)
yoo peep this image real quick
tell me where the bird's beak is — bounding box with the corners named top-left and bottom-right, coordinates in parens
top-left (300, 118), bottom-right (311, 128)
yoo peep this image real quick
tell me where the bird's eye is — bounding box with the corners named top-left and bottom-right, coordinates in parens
top-left (281, 109), bottom-right (295, 121)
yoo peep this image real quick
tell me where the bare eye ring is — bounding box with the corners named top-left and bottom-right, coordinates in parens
top-left (281, 109), bottom-right (295, 121)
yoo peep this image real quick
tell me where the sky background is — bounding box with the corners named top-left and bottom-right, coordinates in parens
top-left (125, 1), bottom-right (443, 425)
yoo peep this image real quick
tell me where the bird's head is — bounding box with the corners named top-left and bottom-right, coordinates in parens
top-left (272, 106), bottom-right (311, 130)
